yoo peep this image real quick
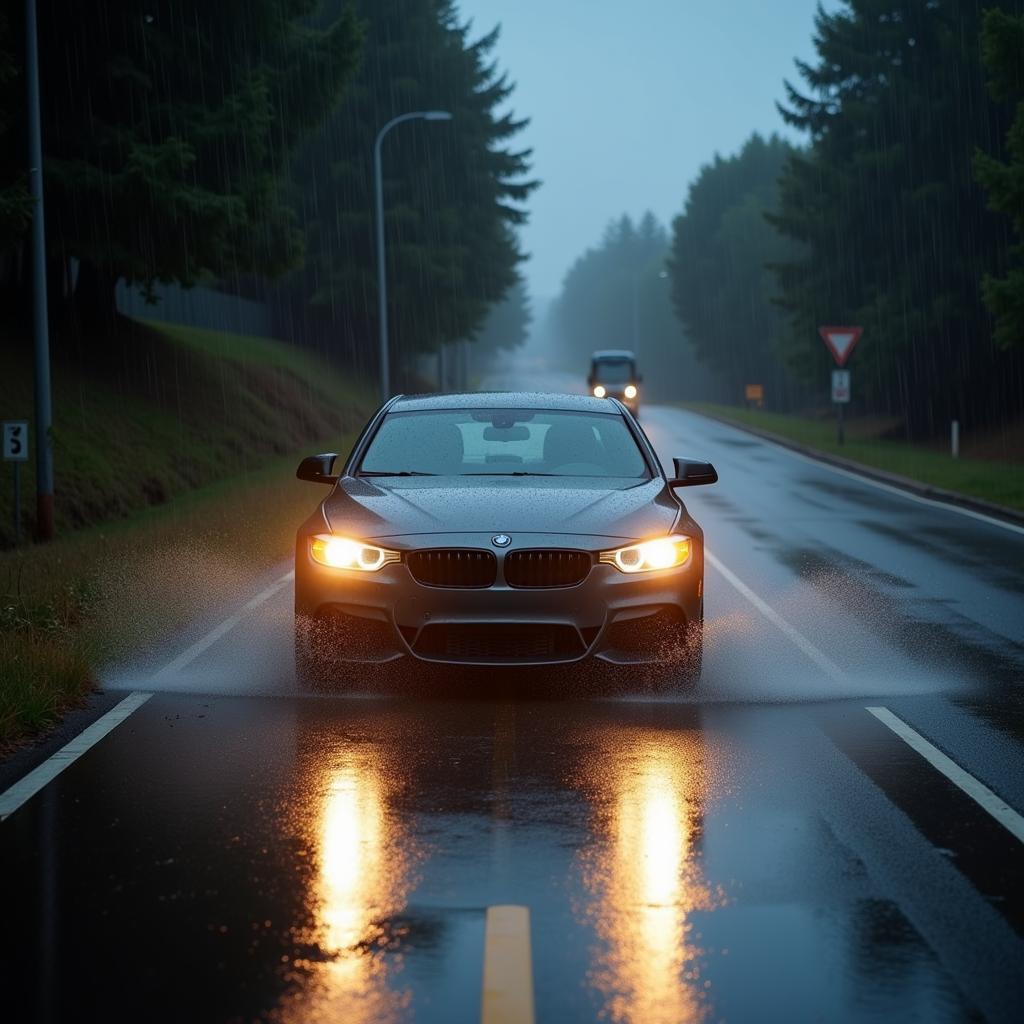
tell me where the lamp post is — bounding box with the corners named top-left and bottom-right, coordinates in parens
top-left (26, 0), bottom-right (54, 540)
top-left (373, 110), bottom-right (452, 404)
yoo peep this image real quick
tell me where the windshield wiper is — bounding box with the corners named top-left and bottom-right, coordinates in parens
top-left (464, 471), bottom-right (563, 477)
top-left (358, 470), bottom-right (438, 477)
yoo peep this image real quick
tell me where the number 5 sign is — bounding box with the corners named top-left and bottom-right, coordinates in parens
top-left (3, 421), bottom-right (29, 461)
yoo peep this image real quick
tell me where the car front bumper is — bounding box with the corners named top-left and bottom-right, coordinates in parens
top-left (295, 532), bottom-right (702, 666)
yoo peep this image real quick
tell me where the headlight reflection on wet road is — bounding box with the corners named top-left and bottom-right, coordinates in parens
top-left (277, 753), bottom-right (415, 1024)
top-left (579, 729), bottom-right (718, 1024)
top-left (320, 767), bottom-right (383, 959)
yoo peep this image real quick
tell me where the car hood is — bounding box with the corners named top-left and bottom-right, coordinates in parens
top-left (322, 476), bottom-right (678, 542)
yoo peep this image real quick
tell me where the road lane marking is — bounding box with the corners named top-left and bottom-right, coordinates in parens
top-left (1, 570), bottom-right (294, 823)
top-left (481, 905), bottom-right (535, 1024)
top-left (0, 691), bottom-right (152, 821)
top-left (705, 549), bottom-right (847, 681)
top-left (866, 706), bottom-right (1024, 844)
top-left (150, 570), bottom-right (294, 680)
top-left (681, 407), bottom-right (1024, 537)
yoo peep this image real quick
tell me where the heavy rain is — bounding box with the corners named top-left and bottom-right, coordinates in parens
top-left (1, 1), bottom-right (1023, 1022)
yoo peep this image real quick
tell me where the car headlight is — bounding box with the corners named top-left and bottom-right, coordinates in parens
top-left (624, 384), bottom-right (638, 399)
top-left (593, 385), bottom-right (607, 398)
top-left (599, 535), bottom-right (691, 573)
top-left (309, 534), bottom-right (400, 571)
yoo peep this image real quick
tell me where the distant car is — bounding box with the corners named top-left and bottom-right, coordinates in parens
top-left (294, 392), bottom-right (717, 688)
top-left (588, 349), bottom-right (642, 414)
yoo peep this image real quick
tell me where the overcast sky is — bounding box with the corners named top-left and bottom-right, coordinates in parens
top-left (454, 0), bottom-right (840, 301)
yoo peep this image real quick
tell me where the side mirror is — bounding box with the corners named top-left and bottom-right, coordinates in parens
top-left (668, 457), bottom-right (718, 488)
top-left (297, 452), bottom-right (339, 485)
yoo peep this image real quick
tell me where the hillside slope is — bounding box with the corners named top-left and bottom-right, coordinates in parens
top-left (0, 319), bottom-right (372, 546)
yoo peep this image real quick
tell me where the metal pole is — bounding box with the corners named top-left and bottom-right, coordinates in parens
top-left (13, 462), bottom-right (21, 543)
top-left (373, 130), bottom-right (390, 405)
top-left (631, 273), bottom-right (638, 354)
top-left (837, 403), bottom-right (845, 446)
top-left (26, 0), bottom-right (54, 540)
top-left (951, 419), bottom-right (960, 459)
top-left (373, 110), bottom-right (452, 406)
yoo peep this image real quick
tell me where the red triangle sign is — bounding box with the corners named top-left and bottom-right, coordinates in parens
top-left (818, 326), bottom-right (862, 367)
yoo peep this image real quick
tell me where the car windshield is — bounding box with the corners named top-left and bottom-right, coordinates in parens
top-left (358, 409), bottom-right (649, 479)
top-left (592, 359), bottom-right (635, 384)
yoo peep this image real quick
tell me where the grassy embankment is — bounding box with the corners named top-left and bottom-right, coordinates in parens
top-left (0, 319), bottom-right (370, 749)
top-left (685, 402), bottom-right (1024, 513)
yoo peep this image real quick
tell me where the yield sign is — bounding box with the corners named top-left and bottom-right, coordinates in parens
top-left (818, 326), bottom-right (862, 367)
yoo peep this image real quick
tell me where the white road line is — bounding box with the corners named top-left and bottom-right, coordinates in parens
top-left (481, 905), bottom-right (535, 1024)
top-left (681, 407), bottom-right (1024, 537)
top-left (0, 691), bottom-right (152, 821)
top-left (0, 569), bottom-right (295, 824)
top-left (865, 706), bottom-right (1024, 844)
top-left (706, 549), bottom-right (847, 682)
top-left (150, 571), bottom-right (294, 680)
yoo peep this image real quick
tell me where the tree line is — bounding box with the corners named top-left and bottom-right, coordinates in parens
top-left (0, 1), bottom-right (535, 382)
top-left (556, 1), bottom-right (1024, 438)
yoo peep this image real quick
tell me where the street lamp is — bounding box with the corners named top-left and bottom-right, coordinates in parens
top-left (25, 0), bottom-right (54, 540)
top-left (373, 110), bottom-right (453, 403)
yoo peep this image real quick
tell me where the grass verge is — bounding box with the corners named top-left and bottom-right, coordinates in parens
top-left (685, 402), bottom-right (1024, 513)
top-left (0, 444), bottom-right (355, 753)
top-left (0, 317), bottom-right (371, 545)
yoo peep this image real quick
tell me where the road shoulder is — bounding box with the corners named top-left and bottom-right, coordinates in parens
top-left (688, 405), bottom-right (1024, 529)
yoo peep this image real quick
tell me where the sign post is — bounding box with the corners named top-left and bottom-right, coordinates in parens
top-left (3, 421), bottom-right (29, 543)
top-left (831, 370), bottom-right (851, 444)
top-left (819, 327), bottom-right (862, 446)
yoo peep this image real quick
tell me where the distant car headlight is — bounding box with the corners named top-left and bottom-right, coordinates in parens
top-left (309, 534), bottom-right (400, 571)
top-left (624, 384), bottom-right (638, 399)
top-left (599, 535), bottom-right (691, 573)
top-left (593, 385), bottom-right (607, 398)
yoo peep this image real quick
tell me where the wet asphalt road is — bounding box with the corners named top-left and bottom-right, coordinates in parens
top-left (3, 398), bottom-right (1024, 1023)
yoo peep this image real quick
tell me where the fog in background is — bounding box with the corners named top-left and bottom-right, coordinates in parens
top-left (455, 0), bottom-right (839, 303)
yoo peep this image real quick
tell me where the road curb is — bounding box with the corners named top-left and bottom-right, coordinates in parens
top-left (691, 408), bottom-right (1024, 528)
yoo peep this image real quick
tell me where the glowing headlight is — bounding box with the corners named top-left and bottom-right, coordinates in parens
top-left (624, 384), bottom-right (638, 399)
top-left (593, 385), bottom-right (607, 398)
top-left (309, 534), bottom-right (400, 571)
top-left (599, 535), bottom-right (691, 573)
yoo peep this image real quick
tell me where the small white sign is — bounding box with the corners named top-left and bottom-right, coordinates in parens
top-left (3, 421), bottom-right (29, 461)
top-left (831, 370), bottom-right (851, 404)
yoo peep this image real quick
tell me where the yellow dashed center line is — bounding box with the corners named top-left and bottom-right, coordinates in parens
top-left (482, 904), bottom-right (535, 1024)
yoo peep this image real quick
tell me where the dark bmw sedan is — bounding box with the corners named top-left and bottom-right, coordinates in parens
top-left (294, 392), bottom-right (717, 686)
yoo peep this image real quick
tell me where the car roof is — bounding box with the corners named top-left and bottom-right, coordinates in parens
top-left (591, 349), bottom-right (636, 360)
top-left (389, 391), bottom-right (621, 414)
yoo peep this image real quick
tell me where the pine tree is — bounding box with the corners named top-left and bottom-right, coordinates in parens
top-left (668, 133), bottom-right (799, 406)
top-left (0, 14), bottom-right (32, 248)
top-left (474, 276), bottom-right (531, 355)
top-left (975, 7), bottom-right (1024, 349)
top-left (16, 0), bottom-right (361, 324)
top-left (283, 0), bottom-right (537, 378)
top-left (772, 0), bottom-right (1024, 434)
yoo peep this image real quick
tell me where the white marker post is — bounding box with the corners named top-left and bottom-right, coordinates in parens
top-left (819, 327), bottom-right (862, 446)
top-left (3, 420), bottom-right (30, 543)
top-left (831, 370), bottom-right (851, 444)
